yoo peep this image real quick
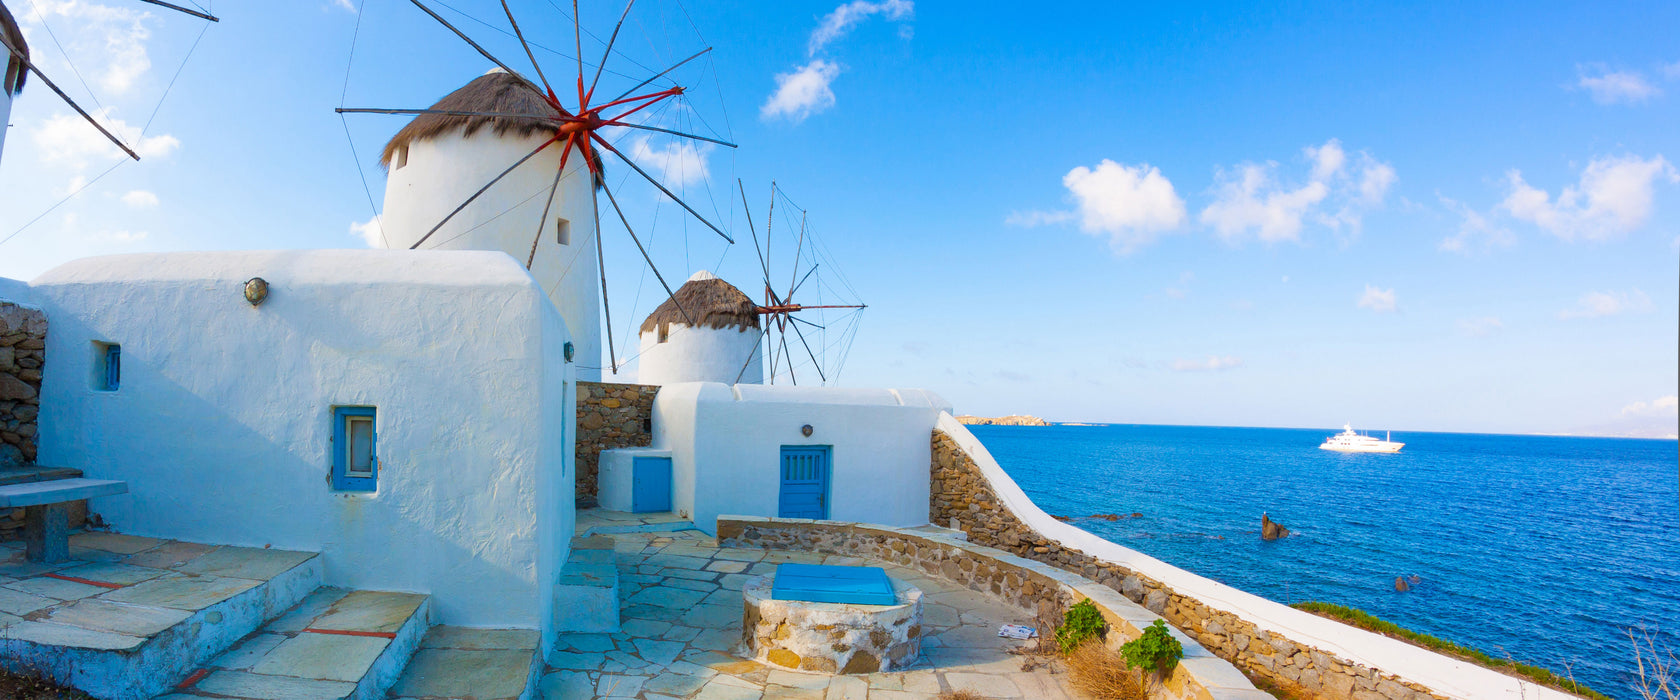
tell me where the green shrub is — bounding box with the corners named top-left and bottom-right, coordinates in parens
top-left (1120, 619), bottom-right (1183, 674)
top-left (1291, 602), bottom-right (1608, 700)
top-left (1056, 599), bottom-right (1107, 655)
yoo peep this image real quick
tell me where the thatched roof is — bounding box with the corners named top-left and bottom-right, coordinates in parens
top-left (1, 1), bottom-right (29, 96)
top-left (380, 69), bottom-right (602, 177)
top-left (640, 271), bottom-right (761, 335)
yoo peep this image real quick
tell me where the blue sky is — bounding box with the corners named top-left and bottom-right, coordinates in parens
top-left (0, 0), bottom-right (1675, 436)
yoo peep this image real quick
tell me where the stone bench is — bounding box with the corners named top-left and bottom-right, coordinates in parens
top-left (0, 477), bottom-right (127, 562)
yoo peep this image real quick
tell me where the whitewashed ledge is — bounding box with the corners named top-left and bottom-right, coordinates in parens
top-left (932, 412), bottom-right (1578, 700)
top-left (716, 514), bottom-right (1267, 700)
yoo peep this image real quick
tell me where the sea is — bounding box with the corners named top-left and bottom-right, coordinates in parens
top-left (967, 424), bottom-right (1680, 699)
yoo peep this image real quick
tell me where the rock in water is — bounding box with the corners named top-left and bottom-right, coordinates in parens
top-left (1261, 513), bottom-right (1291, 540)
top-left (1394, 576), bottom-right (1411, 592)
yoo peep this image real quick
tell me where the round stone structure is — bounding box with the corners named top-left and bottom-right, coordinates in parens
top-left (741, 574), bottom-right (923, 674)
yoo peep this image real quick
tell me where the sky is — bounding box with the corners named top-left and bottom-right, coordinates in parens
top-left (0, 0), bottom-right (1675, 437)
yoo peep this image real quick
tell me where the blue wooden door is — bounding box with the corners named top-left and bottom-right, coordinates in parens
top-left (631, 457), bottom-right (672, 513)
top-left (778, 446), bottom-right (830, 519)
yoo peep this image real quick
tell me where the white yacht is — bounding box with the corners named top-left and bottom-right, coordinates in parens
top-left (1319, 424), bottom-right (1403, 453)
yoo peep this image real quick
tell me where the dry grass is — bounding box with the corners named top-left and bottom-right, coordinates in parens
top-left (936, 690), bottom-right (984, 700)
top-left (1067, 640), bottom-right (1149, 700)
top-left (1631, 627), bottom-right (1678, 700)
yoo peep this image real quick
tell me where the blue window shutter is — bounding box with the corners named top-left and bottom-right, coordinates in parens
top-left (332, 406), bottom-right (378, 492)
top-left (105, 345), bottom-right (120, 390)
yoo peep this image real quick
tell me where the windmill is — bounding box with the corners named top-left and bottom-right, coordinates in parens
top-left (338, 0), bottom-right (736, 380)
top-left (737, 179), bottom-right (866, 386)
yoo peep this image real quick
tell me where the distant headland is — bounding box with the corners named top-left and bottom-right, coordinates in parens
top-left (955, 415), bottom-right (1051, 426)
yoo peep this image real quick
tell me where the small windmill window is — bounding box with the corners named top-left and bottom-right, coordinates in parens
top-left (93, 342), bottom-right (120, 391)
top-left (332, 406), bottom-right (378, 492)
top-left (556, 217), bottom-right (571, 246)
top-left (394, 145), bottom-right (409, 169)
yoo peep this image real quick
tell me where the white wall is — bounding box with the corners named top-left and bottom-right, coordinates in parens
top-left (380, 124), bottom-right (602, 382)
top-left (27, 250), bottom-right (575, 642)
top-left (934, 413), bottom-right (1574, 700)
top-left (651, 383), bottom-right (949, 535)
top-left (636, 324), bottom-right (763, 386)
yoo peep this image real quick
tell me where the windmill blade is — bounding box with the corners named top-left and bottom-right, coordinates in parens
top-left (411, 136), bottom-right (558, 249)
top-left (594, 189), bottom-right (619, 374)
top-left (500, 0), bottom-right (554, 96)
top-left (734, 325), bottom-right (770, 384)
top-left (587, 0), bottom-right (636, 100)
top-left (599, 178), bottom-right (693, 326)
top-left (135, 0), bottom-right (218, 22)
top-left (739, 179), bottom-right (771, 283)
top-left (4, 49), bottom-right (139, 160)
top-left (409, 0), bottom-right (520, 77)
top-left (338, 107), bottom-right (557, 120)
top-left (778, 318), bottom-right (797, 385)
top-left (786, 313), bottom-right (827, 383)
top-left (606, 121), bottom-right (735, 148)
top-left (590, 132), bottom-right (733, 243)
top-left (787, 210), bottom-right (807, 302)
top-left (788, 264), bottom-right (818, 299)
top-left (608, 47), bottom-right (711, 104)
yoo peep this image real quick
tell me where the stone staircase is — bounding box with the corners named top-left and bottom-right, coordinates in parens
top-left (0, 532), bottom-right (547, 700)
top-left (552, 535), bottom-right (620, 634)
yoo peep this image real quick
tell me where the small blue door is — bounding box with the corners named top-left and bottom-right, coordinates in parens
top-left (631, 457), bottom-right (672, 513)
top-left (778, 446), bottom-right (830, 519)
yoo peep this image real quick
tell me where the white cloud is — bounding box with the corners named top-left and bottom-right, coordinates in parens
top-left (761, 60), bottom-right (841, 122)
top-left (32, 109), bottom-right (179, 169)
top-left (120, 189), bottom-right (157, 208)
top-left (330, 0), bottom-right (356, 11)
top-left (1457, 316), bottom-right (1503, 336)
top-left (1577, 66), bottom-right (1660, 104)
top-left (1557, 289), bottom-right (1653, 319)
top-left (1357, 285), bottom-right (1396, 313)
top-left (1058, 160), bottom-right (1187, 254)
top-left (1172, 355), bottom-right (1242, 372)
top-left (1438, 195), bottom-right (1513, 253)
top-left (1004, 210), bottom-right (1074, 227)
top-left (19, 0), bottom-right (153, 94)
top-left (1621, 395), bottom-right (1679, 417)
top-left (1201, 139), bottom-right (1395, 242)
top-left (808, 0), bottom-right (913, 56)
top-left (1501, 155), bottom-right (1678, 241)
top-left (350, 215), bottom-right (385, 248)
top-left (629, 136), bottom-right (711, 188)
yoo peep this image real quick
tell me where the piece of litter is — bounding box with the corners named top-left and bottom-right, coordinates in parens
top-left (998, 624), bottom-right (1037, 639)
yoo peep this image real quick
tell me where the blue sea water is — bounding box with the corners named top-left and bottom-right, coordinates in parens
top-left (968, 424), bottom-right (1680, 699)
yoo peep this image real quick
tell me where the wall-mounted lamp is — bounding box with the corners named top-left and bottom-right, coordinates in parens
top-left (564, 342), bottom-right (575, 362)
top-left (801, 424), bottom-right (814, 437)
top-left (244, 278), bottom-right (269, 306)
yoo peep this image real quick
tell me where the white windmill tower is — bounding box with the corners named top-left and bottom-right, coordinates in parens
top-left (377, 69), bottom-right (604, 379)
top-left (635, 270), bottom-right (763, 386)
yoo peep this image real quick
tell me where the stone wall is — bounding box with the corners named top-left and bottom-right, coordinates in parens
top-left (931, 429), bottom-right (1448, 700)
top-left (0, 301), bottom-right (46, 468)
top-left (575, 381), bottom-right (658, 503)
top-left (717, 516), bottom-right (1263, 700)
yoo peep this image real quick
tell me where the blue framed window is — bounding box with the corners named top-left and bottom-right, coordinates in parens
top-left (332, 406), bottom-right (377, 492)
top-left (94, 343), bottom-right (120, 391)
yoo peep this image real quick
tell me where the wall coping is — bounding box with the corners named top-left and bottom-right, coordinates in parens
top-left (718, 514), bottom-right (1268, 700)
top-left (935, 412), bottom-right (1574, 700)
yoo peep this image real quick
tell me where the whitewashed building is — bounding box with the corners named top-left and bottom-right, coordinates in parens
top-left (636, 270), bottom-right (764, 386)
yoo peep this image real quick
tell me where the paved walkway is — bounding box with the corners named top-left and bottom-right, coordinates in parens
top-left (539, 510), bottom-right (1081, 699)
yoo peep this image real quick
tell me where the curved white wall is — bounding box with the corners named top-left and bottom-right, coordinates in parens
top-left (936, 413), bottom-right (1572, 700)
top-left (380, 127), bottom-right (602, 381)
top-left (651, 383), bottom-right (950, 535)
top-left (636, 324), bottom-right (763, 386)
top-left (27, 250), bottom-right (575, 646)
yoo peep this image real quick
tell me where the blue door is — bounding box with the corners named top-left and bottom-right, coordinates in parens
top-left (631, 457), bottom-right (672, 513)
top-left (778, 446), bottom-right (830, 519)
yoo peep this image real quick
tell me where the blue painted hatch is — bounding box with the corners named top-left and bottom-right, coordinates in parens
top-left (631, 456), bottom-right (672, 513)
top-left (771, 563), bottom-right (896, 605)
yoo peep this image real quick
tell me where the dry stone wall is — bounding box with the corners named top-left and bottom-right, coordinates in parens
top-left (0, 301), bottom-right (46, 468)
top-left (575, 381), bottom-right (658, 503)
top-left (930, 429), bottom-right (1448, 700)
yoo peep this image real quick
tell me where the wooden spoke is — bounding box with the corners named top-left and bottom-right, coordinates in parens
top-left (6, 52), bottom-right (140, 160)
top-left (599, 179), bottom-right (694, 326)
top-left (786, 314), bottom-right (827, 383)
top-left (411, 136), bottom-right (558, 250)
top-left (603, 121), bottom-right (736, 148)
top-left (591, 133), bottom-right (734, 244)
top-left (135, 0), bottom-right (217, 22)
top-left (526, 133), bottom-right (577, 268)
top-left (594, 190), bottom-right (619, 375)
top-left (587, 0), bottom-right (637, 101)
top-left (608, 47), bottom-right (711, 105)
top-left (337, 107), bottom-right (559, 120)
top-left (409, 0), bottom-right (520, 77)
top-left (740, 179), bottom-right (772, 283)
top-left (501, 0), bottom-right (555, 97)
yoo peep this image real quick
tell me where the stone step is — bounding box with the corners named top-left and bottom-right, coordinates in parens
top-left (0, 532), bottom-right (321, 700)
top-left (388, 626), bottom-right (542, 700)
top-left (167, 588), bottom-right (432, 700)
top-left (553, 535), bottom-right (618, 633)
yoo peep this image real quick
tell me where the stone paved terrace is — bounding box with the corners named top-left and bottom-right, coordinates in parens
top-left (539, 509), bottom-right (1083, 699)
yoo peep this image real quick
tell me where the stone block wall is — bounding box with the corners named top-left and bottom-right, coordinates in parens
top-left (931, 429), bottom-right (1447, 700)
top-left (0, 301), bottom-right (46, 468)
top-left (575, 381), bottom-right (658, 503)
